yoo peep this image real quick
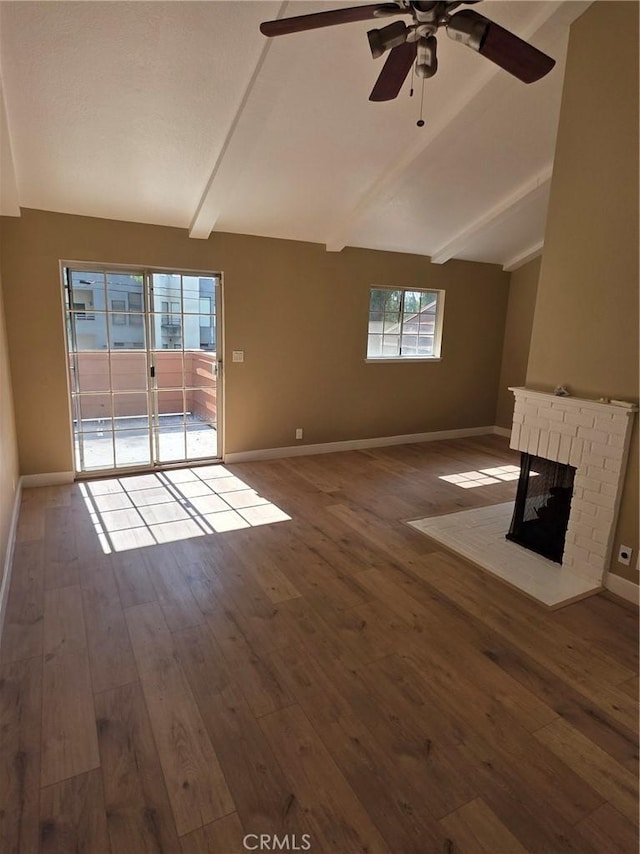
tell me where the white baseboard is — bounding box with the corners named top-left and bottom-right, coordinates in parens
top-left (21, 470), bottom-right (75, 488)
top-left (0, 475), bottom-right (23, 643)
top-left (225, 426), bottom-right (500, 464)
top-left (604, 572), bottom-right (639, 606)
top-left (492, 426), bottom-right (511, 438)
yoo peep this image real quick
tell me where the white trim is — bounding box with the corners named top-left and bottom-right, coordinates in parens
top-left (188, 1), bottom-right (289, 239)
top-left (492, 426), bottom-right (511, 438)
top-left (503, 240), bottom-right (544, 273)
top-left (22, 471), bottom-right (75, 488)
top-left (430, 166), bottom-right (552, 265)
top-left (509, 386), bottom-right (638, 415)
top-left (365, 358), bottom-right (442, 364)
top-left (0, 476), bottom-right (23, 644)
top-left (604, 573), bottom-right (639, 606)
top-left (224, 425), bottom-right (498, 463)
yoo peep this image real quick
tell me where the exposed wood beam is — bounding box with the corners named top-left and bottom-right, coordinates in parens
top-left (189, 1), bottom-right (288, 239)
top-left (430, 163), bottom-right (552, 265)
top-left (324, 1), bottom-right (589, 253)
top-left (503, 240), bottom-right (544, 273)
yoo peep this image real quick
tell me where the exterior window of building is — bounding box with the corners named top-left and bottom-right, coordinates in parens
top-left (112, 299), bottom-right (127, 325)
top-left (366, 286), bottom-right (444, 360)
top-left (128, 292), bottom-right (143, 324)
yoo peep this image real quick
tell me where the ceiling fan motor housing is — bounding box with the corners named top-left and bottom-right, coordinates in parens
top-left (416, 35), bottom-right (438, 78)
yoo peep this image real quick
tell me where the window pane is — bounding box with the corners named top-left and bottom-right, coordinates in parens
top-left (404, 291), bottom-right (421, 314)
top-left (154, 351), bottom-right (184, 389)
top-left (418, 335), bottom-right (434, 355)
top-left (402, 314), bottom-right (420, 333)
top-left (369, 288), bottom-right (388, 313)
top-left (420, 291), bottom-right (437, 309)
top-left (186, 423), bottom-right (217, 460)
top-left (182, 276), bottom-right (202, 314)
top-left (75, 394), bottom-right (112, 429)
top-left (367, 334), bottom-right (383, 357)
top-left (382, 335), bottom-right (400, 356)
top-left (107, 273), bottom-right (143, 308)
top-left (80, 432), bottom-right (114, 470)
top-left (70, 272), bottom-right (104, 313)
top-left (186, 353), bottom-right (216, 389)
top-left (196, 317), bottom-right (215, 351)
top-left (368, 311), bottom-right (383, 334)
top-left (384, 290), bottom-right (402, 312)
top-left (400, 335), bottom-right (418, 355)
top-left (157, 426), bottom-right (186, 462)
top-left (70, 311), bottom-right (108, 354)
top-left (199, 277), bottom-right (216, 301)
top-left (110, 351), bottom-right (148, 392)
top-left (383, 313), bottom-right (401, 332)
top-left (114, 429), bottom-right (151, 468)
top-left (113, 393), bottom-right (149, 425)
top-left (152, 273), bottom-right (181, 305)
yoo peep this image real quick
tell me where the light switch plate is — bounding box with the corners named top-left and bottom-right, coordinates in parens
top-left (232, 351), bottom-right (244, 363)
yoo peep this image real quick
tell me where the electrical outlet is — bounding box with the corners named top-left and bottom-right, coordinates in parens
top-left (295, 428), bottom-right (303, 440)
top-left (617, 545), bottom-right (633, 567)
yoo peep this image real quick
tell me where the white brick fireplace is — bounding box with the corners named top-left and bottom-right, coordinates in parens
top-left (509, 387), bottom-right (637, 585)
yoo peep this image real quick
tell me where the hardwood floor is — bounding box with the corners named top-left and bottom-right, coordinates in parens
top-left (0, 435), bottom-right (638, 853)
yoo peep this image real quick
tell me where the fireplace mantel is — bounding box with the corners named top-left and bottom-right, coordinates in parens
top-left (509, 387), bottom-right (637, 585)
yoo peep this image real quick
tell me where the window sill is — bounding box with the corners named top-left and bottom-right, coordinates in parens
top-left (365, 357), bottom-right (442, 364)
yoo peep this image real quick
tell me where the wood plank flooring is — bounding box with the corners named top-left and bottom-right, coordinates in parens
top-left (0, 436), bottom-right (638, 853)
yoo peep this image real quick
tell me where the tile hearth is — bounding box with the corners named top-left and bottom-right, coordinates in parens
top-left (407, 503), bottom-right (601, 609)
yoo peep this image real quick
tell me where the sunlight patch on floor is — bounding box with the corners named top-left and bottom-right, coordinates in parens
top-left (438, 465), bottom-right (533, 489)
top-left (79, 465), bottom-right (291, 553)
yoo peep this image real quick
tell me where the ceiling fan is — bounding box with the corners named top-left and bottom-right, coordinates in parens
top-left (260, 1), bottom-right (555, 102)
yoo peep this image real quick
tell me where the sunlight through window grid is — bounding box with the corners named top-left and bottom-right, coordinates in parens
top-left (438, 465), bottom-right (533, 489)
top-left (79, 465), bottom-right (291, 553)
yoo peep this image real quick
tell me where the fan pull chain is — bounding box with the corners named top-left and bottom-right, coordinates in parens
top-left (409, 62), bottom-right (415, 98)
top-left (417, 75), bottom-right (425, 127)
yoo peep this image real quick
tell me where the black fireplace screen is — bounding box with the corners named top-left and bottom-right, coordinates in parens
top-left (506, 453), bottom-right (576, 563)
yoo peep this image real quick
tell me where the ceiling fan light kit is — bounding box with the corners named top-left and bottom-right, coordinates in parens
top-left (260, 0), bottom-right (556, 104)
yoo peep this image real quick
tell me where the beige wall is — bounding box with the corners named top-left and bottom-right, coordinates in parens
top-left (0, 209), bottom-right (509, 474)
top-left (0, 239), bottom-right (19, 591)
top-left (526, 2), bottom-right (639, 583)
top-left (495, 256), bottom-right (541, 429)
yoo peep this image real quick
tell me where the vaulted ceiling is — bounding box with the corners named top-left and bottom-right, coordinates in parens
top-left (0, 1), bottom-right (590, 269)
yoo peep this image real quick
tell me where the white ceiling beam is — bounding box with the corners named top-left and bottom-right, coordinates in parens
top-left (324, 1), bottom-right (590, 253)
top-left (430, 163), bottom-right (552, 265)
top-left (503, 240), bottom-right (544, 273)
top-left (189, 1), bottom-right (288, 239)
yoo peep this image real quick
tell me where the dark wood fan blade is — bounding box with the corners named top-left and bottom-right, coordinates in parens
top-left (369, 41), bottom-right (418, 101)
top-left (480, 19), bottom-right (555, 83)
top-left (260, 4), bottom-right (401, 37)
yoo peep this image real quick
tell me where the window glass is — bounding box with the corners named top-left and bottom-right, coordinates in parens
top-left (367, 287), bottom-right (443, 359)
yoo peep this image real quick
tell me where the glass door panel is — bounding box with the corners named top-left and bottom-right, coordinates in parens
top-left (150, 272), bottom-right (220, 464)
top-left (65, 266), bottom-right (222, 474)
top-left (66, 268), bottom-right (152, 472)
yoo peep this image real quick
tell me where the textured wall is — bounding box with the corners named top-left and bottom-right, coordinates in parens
top-left (495, 257), bottom-right (541, 430)
top-left (0, 209), bottom-right (509, 474)
top-left (526, 2), bottom-right (639, 583)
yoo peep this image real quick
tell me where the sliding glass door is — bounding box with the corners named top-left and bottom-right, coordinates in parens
top-left (64, 266), bottom-right (222, 474)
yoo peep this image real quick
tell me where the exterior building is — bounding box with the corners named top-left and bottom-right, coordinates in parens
top-left (67, 270), bottom-right (216, 351)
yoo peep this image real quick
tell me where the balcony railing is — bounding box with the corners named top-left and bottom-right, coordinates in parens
top-left (161, 315), bottom-right (182, 328)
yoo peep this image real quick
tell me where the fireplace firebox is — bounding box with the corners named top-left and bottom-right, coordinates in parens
top-left (506, 453), bottom-right (576, 563)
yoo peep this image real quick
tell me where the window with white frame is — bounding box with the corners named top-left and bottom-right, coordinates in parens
top-left (366, 287), bottom-right (444, 359)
